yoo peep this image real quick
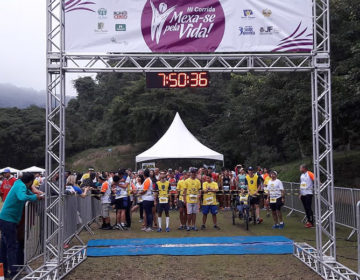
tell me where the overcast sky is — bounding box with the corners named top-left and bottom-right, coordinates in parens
top-left (0, 0), bottom-right (83, 96)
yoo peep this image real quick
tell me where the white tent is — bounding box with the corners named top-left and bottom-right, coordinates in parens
top-left (136, 113), bottom-right (224, 163)
top-left (0, 167), bottom-right (20, 174)
top-left (21, 166), bottom-right (45, 173)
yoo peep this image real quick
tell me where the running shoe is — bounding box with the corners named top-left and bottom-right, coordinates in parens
top-left (186, 226), bottom-right (191, 231)
top-left (157, 228), bottom-right (162, 232)
top-left (141, 227), bottom-right (147, 231)
top-left (193, 227), bottom-right (198, 231)
top-left (139, 219), bottom-right (143, 223)
top-left (165, 228), bottom-right (170, 232)
top-left (256, 218), bottom-right (263, 224)
top-left (201, 225), bottom-right (206, 230)
top-left (145, 227), bottom-right (154, 232)
top-left (178, 225), bottom-right (184, 230)
top-left (304, 222), bottom-right (314, 228)
top-left (214, 225), bottom-right (221, 230)
top-left (272, 224), bottom-right (280, 229)
top-left (279, 223), bottom-right (285, 229)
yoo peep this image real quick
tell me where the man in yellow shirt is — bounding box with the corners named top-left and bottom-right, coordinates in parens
top-left (246, 166), bottom-right (263, 224)
top-left (176, 171), bottom-right (189, 230)
top-left (201, 175), bottom-right (220, 230)
top-left (183, 168), bottom-right (201, 231)
top-left (155, 171), bottom-right (171, 232)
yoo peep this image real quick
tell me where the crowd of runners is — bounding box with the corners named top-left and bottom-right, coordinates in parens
top-left (70, 164), bottom-right (315, 232)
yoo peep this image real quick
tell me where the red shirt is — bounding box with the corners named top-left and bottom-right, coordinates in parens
top-left (0, 176), bottom-right (17, 201)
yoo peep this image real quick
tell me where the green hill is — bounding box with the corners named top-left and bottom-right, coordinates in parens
top-left (272, 150), bottom-right (360, 188)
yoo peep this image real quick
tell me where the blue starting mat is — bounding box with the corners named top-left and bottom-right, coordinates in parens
top-left (87, 236), bottom-right (293, 257)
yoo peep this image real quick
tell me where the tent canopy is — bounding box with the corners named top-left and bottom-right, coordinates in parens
top-left (21, 166), bottom-right (45, 173)
top-left (136, 113), bottom-right (224, 163)
top-left (0, 167), bottom-right (20, 174)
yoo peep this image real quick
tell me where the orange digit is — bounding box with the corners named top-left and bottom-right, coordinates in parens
top-left (199, 72), bottom-right (208, 87)
top-left (190, 72), bottom-right (199, 87)
top-left (169, 73), bottom-right (177, 87)
top-left (157, 73), bottom-right (166, 87)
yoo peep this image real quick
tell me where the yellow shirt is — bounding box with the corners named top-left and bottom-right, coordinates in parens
top-left (156, 181), bottom-right (170, 203)
top-left (246, 174), bottom-right (259, 195)
top-left (184, 178), bottom-right (201, 203)
top-left (202, 181), bottom-right (218, 205)
top-left (264, 176), bottom-right (271, 194)
top-left (177, 179), bottom-right (186, 201)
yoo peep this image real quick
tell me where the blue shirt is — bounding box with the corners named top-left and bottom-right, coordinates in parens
top-left (72, 185), bottom-right (83, 195)
top-left (0, 179), bottom-right (37, 224)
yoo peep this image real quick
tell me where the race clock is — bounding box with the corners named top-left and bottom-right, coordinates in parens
top-left (146, 72), bottom-right (209, 88)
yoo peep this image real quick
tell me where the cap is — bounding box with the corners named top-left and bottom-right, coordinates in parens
top-left (2, 168), bottom-right (10, 173)
top-left (99, 175), bottom-right (106, 180)
top-left (271, 170), bottom-right (278, 176)
top-left (190, 168), bottom-right (197, 173)
top-left (88, 167), bottom-right (95, 171)
top-left (247, 166), bottom-right (253, 171)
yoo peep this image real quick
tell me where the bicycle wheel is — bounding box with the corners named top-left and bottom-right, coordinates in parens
top-left (245, 208), bottom-right (249, 231)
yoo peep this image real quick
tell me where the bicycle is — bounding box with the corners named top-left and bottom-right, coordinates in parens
top-left (231, 191), bottom-right (250, 231)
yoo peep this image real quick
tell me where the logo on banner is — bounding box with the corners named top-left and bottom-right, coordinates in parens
top-left (238, 26), bottom-right (255, 35)
top-left (141, 0), bottom-right (225, 52)
top-left (98, 8), bottom-right (107, 18)
top-left (115, 24), bottom-right (127, 31)
top-left (259, 26), bottom-right (279, 34)
top-left (114, 11), bottom-right (128, 19)
top-left (95, 22), bottom-right (108, 33)
top-left (262, 9), bottom-right (272, 17)
top-left (242, 9), bottom-right (255, 19)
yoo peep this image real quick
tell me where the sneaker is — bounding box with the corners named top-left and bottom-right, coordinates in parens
top-left (272, 224), bottom-right (280, 229)
top-left (178, 225), bottom-right (184, 230)
top-left (141, 227), bottom-right (147, 231)
top-left (186, 226), bottom-right (191, 231)
top-left (201, 225), bottom-right (206, 230)
top-left (256, 218), bottom-right (263, 224)
top-left (114, 224), bottom-right (123, 230)
top-left (103, 225), bottom-right (113, 230)
top-left (100, 223), bottom-right (106, 229)
top-left (214, 225), bottom-right (221, 230)
top-left (166, 228), bottom-right (170, 232)
top-left (139, 219), bottom-right (143, 223)
top-left (193, 227), bottom-right (198, 231)
top-left (279, 223), bottom-right (285, 229)
top-left (157, 228), bottom-right (162, 232)
top-left (145, 227), bottom-right (154, 232)
top-left (305, 222), bottom-right (314, 228)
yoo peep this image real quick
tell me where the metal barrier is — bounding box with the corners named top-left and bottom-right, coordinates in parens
top-left (283, 182), bottom-right (360, 239)
top-left (22, 193), bottom-right (102, 272)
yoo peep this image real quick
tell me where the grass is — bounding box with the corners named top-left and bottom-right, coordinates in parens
top-left (63, 207), bottom-right (358, 280)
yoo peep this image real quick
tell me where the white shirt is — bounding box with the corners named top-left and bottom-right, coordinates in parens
top-left (115, 182), bottom-right (128, 199)
top-left (300, 171), bottom-right (314, 195)
top-left (142, 178), bottom-right (154, 201)
top-left (267, 179), bottom-right (284, 200)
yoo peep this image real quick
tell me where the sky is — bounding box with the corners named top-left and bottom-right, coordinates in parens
top-left (0, 0), bottom-right (83, 96)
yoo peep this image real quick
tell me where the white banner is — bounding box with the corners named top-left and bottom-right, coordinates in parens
top-left (65, 0), bottom-right (313, 53)
top-left (141, 162), bottom-right (156, 170)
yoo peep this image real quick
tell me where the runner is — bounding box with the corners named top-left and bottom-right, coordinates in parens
top-left (99, 174), bottom-right (112, 230)
top-left (299, 164), bottom-right (315, 228)
top-left (155, 171), bottom-right (171, 232)
top-left (131, 175), bottom-right (144, 224)
top-left (246, 167), bottom-right (263, 224)
top-left (267, 171), bottom-right (285, 229)
top-left (168, 170), bottom-right (177, 210)
top-left (221, 169), bottom-right (231, 210)
top-left (183, 168), bottom-right (201, 231)
top-left (112, 175), bottom-right (128, 230)
top-left (141, 169), bottom-right (155, 232)
top-left (236, 168), bottom-right (247, 190)
top-left (263, 170), bottom-right (271, 217)
top-left (201, 175), bottom-right (220, 230)
top-left (176, 171), bottom-right (188, 230)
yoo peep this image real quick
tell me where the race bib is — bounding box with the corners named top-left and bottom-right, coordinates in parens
top-left (240, 195), bottom-right (248, 205)
top-left (206, 197), bottom-right (214, 204)
top-left (270, 198), bottom-right (277, 203)
top-left (137, 196), bottom-right (143, 203)
top-left (170, 186), bottom-right (177, 191)
top-left (189, 194), bottom-right (197, 202)
top-left (300, 183), bottom-right (307, 189)
top-left (159, 197), bottom-right (168, 204)
top-left (223, 185), bottom-right (230, 191)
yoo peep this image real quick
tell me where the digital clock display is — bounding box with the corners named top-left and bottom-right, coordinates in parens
top-left (146, 72), bottom-right (209, 88)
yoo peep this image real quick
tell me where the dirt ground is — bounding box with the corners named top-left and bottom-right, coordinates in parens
top-left (64, 208), bottom-right (325, 280)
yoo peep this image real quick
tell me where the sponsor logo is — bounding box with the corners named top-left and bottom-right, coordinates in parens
top-left (242, 9), bottom-right (255, 19)
top-left (262, 9), bottom-right (272, 17)
top-left (98, 8), bottom-right (107, 18)
top-left (110, 37), bottom-right (128, 45)
top-left (114, 11), bottom-right (128, 19)
top-left (115, 24), bottom-right (126, 31)
top-left (141, 0), bottom-right (225, 52)
top-left (95, 22), bottom-right (107, 33)
top-left (238, 26), bottom-right (255, 35)
top-left (259, 26), bottom-right (279, 34)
